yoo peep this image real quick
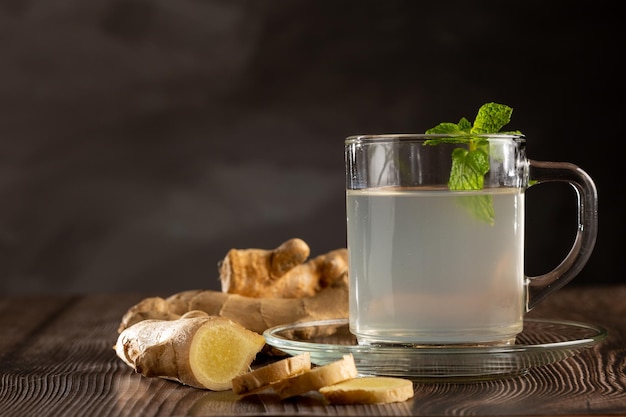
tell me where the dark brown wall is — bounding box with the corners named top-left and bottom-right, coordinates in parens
top-left (0, 0), bottom-right (621, 294)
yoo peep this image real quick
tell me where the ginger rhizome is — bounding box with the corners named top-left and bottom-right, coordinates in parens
top-left (219, 238), bottom-right (348, 298)
top-left (118, 238), bottom-right (349, 335)
top-left (115, 238), bottom-right (350, 392)
top-left (118, 284), bottom-right (348, 335)
top-left (115, 311), bottom-right (265, 391)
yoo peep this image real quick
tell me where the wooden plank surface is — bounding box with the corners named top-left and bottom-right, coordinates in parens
top-left (0, 286), bottom-right (625, 417)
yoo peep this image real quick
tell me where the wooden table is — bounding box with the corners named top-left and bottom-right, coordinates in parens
top-left (1, 285), bottom-right (625, 416)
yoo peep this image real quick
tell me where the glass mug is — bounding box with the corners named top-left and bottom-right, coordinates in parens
top-left (345, 134), bottom-right (598, 346)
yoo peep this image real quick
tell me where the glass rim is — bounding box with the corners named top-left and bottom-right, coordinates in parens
top-left (345, 133), bottom-right (525, 144)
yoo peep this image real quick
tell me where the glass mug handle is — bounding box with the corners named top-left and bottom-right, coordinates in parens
top-left (525, 160), bottom-right (599, 311)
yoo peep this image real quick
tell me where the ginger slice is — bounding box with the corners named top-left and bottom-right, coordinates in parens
top-left (231, 352), bottom-right (312, 396)
top-left (319, 376), bottom-right (414, 404)
top-left (115, 313), bottom-right (265, 391)
top-left (272, 354), bottom-right (358, 399)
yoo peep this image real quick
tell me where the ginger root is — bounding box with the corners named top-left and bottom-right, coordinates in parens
top-left (115, 239), bottom-right (350, 391)
top-left (115, 311), bottom-right (265, 390)
top-left (118, 239), bottom-right (349, 334)
top-left (118, 284), bottom-right (348, 335)
top-left (219, 238), bottom-right (348, 298)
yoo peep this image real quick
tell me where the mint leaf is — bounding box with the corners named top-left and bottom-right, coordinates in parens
top-left (457, 193), bottom-right (495, 225)
top-left (471, 102), bottom-right (513, 134)
top-left (425, 121), bottom-right (466, 134)
top-left (448, 141), bottom-right (490, 190)
top-left (424, 102), bottom-right (520, 224)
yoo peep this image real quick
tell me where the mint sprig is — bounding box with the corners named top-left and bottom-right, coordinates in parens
top-left (424, 102), bottom-right (522, 224)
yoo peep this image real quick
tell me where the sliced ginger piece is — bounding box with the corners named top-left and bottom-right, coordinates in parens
top-left (319, 376), bottom-right (414, 404)
top-left (231, 352), bottom-right (312, 396)
top-left (115, 312), bottom-right (265, 391)
top-left (272, 354), bottom-right (358, 399)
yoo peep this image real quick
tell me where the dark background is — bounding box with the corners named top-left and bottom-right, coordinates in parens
top-left (0, 0), bottom-right (621, 294)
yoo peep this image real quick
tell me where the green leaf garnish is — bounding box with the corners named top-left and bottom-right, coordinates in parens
top-left (424, 102), bottom-right (522, 224)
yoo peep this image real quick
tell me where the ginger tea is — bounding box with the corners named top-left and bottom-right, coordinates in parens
top-left (346, 187), bottom-right (525, 345)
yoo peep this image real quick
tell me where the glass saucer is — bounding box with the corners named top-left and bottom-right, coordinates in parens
top-left (263, 318), bottom-right (607, 382)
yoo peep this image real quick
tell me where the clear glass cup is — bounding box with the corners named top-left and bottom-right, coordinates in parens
top-left (345, 134), bottom-right (598, 346)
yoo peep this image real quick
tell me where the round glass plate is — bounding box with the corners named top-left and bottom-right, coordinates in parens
top-left (263, 318), bottom-right (607, 382)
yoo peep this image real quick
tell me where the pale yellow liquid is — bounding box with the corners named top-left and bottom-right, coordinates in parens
top-left (346, 188), bottom-right (525, 345)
